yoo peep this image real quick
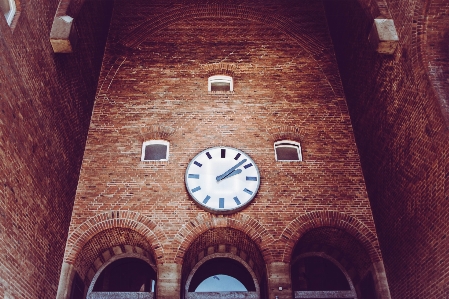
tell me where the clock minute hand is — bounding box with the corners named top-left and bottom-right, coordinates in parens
top-left (216, 159), bottom-right (247, 181)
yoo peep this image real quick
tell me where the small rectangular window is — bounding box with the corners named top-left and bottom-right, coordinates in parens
top-left (141, 140), bottom-right (169, 161)
top-left (275, 141), bottom-right (302, 161)
top-left (0, 0), bottom-right (16, 26)
top-left (208, 75), bottom-right (233, 92)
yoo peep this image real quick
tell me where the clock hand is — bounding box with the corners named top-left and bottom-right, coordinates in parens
top-left (216, 158), bottom-right (247, 181)
top-left (221, 168), bottom-right (242, 180)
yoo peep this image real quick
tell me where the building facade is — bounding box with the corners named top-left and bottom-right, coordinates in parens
top-left (0, 0), bottom-right (448, 299)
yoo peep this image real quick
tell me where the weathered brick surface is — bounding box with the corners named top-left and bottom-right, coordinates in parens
top-left (324, 0), bottom-right (449, 297)
top-left (0, 0), bottom-right (112, 298)
top-left (2, 0), bottom-right (446, 297)
top-left (65, 0), bottom-right (384, 296)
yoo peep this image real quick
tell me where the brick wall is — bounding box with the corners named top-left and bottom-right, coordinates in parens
top-left (0, 0), bottom-right (112, 298)
top-left (64, 0), bottom-right (386, 298)
top-left (324, 0), bottom-right (449, 297)
top-left (5, 0), bottom-right (446, 297)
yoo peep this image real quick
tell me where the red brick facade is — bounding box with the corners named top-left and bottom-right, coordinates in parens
top-left (61, 1), bottom-right (387, 298)
top-left (0, 0), bottom-right (112, 298)
top-left (0, 0), bottom-right (447, 298)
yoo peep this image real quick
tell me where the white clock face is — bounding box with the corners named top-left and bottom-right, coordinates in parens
top-left (185, 147), bottom-right (260, 214)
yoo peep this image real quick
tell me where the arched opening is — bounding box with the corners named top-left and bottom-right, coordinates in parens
top-left (87, 256), bottom-right (156, 299)
top-left (291, 227), bottom-right (380, 299)
top-left (67, 227), bottom-right (158, 299)
top-left (185, 254), bottom-right (259, 299)
top-left (93, 258), bottom-right (156, 292)
top-left (181, 228), bottom-right (267, 299)
top-left (292, 254), bottom-right (356, 298)
top-left (188, 257), bottom-right (256, 292)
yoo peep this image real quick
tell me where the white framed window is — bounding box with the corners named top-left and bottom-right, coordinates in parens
top-left (0, 0), bottom-right (16, 26)
top-left (208, 75), bottom-right (233, 92)
top-left (141, 140), bottom-right (169, 161)
top-left (274, 140), bottom-right (302, 161)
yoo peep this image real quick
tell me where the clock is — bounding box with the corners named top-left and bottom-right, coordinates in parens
top-left (185, 147), bottom-right (260, 214)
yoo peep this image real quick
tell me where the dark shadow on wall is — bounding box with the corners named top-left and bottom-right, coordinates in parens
top-left (47, 0), bottom-right (114, 295)
top-left (323, 0), bottom-right (449, 298)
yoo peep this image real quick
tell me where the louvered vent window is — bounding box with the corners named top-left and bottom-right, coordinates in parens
top-left (208, 75), bottom-right (233, 92)
top-left (274, 140), bottom-right (302, 161)
top-left (141, 140), bottom-right (169, 161)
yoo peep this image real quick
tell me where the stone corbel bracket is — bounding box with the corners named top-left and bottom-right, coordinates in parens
top-left (50, 0), bottom-right (79, 53)
top-left (368, 1), bottom-right (399, 55)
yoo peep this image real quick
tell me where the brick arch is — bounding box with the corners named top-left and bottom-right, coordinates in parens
top-left (120, 4), bottom-right (325, 53)
top-left (139, 125), bottom-right (176, 142)
top-left (97, 4), bottom-right (345, 98)
top-left (64, 211), bottom-right (167, 264)
top-left (202, 63), bottom-right (237, 77)
top-left (267, 125), bottom-right (306, 143)
top-left (280, 211), bottom-right (382, 264)
top-left (171, 213), bottom-right (276, 264)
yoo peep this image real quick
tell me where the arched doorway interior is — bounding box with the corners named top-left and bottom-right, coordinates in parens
top-left (87, 255), bottom-right (156, 299)
top-left (185, 254), bottom-right (259, 299)
top-left (291, 227), bottom-right (381, 299)
top-left (181, 227), bottom-right (267, 299)
top-left (292, 253), bottom-right (357, 298)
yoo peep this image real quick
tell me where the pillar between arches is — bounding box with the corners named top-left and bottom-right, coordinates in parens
top-left (372, 261), bottom-right (392, 299)
top-left (157, 263), bottom-right (182, 299)
top-left (267, 262), bottom-right (293, 299)
top-left (56, 262), bottom-right (76, 299)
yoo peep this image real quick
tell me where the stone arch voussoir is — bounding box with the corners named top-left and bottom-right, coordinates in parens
top-left (64, 211), bottom-right (166, 265)
top-left (280, 211), bottom-right (382, 264)
top-left (172, 213), bottom-right (276, 264)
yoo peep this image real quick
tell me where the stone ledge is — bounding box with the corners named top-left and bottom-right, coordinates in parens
top-left (88, 292), bottom-right (154, 299)
top-left (369, 19), bottom-right (399, 55)
top-left (50, 16), bottom-right (78, 53)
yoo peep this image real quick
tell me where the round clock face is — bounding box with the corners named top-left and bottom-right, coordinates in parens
top-left (185, 147), bottom-right (260, 214)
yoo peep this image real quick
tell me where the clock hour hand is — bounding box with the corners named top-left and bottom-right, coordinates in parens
top-left (216, 159), bottom-right (247, 181)
top-left (221, 168), bottom-right (242, 180)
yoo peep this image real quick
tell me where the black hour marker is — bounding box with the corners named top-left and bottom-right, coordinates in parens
top-left (203, 195), bottom-right (211, 204)
top-left (221, 149), bottom-right (226, 158)
top-left (206, 152), bottom-right (212, 159)
top-left (194, 161), bottom-right (202, 167)
top-left (188, 174), bottom-right (200, 179)
top-left (233, 196), bottom-right (241, 205)
top-left (246, 176), bottom-right (257, 181)
top-left (191, 186), bottom-right (201, 193)
top-left (219, 198), bottom-right (224, 208)
top-left (234, 153), bottom-right (241, 160)
top-left (243, 188), bottom-right (253, 195)
top-left (244, 163), bottom-right (253, 169)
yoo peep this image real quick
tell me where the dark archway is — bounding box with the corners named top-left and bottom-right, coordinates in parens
top-left (292, 255), bottom-right (351, 292)
top-left (291, 227), bottom-right (379, 299)
top-left (87, 256), bottom-right (157, 299)
top-left (292, 253), bottom-right (357, 298)
top-left (93, 257), bottom-right (156, 292)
